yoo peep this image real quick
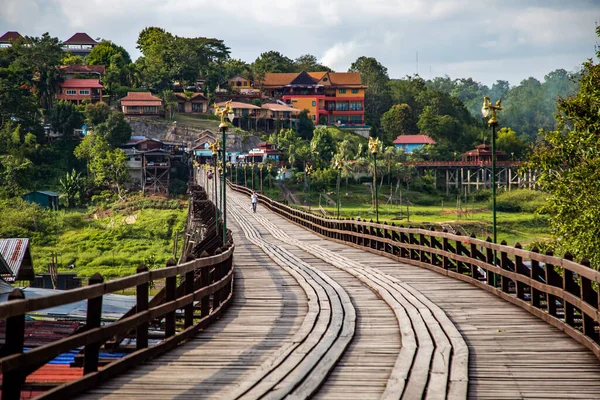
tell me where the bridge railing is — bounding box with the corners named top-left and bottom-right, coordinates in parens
top-left (230, 182), bottom-right (600, 360)
top-left (0, 187), bottom-right (234, 400)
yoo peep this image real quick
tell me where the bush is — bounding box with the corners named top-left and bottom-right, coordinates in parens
top-left (493, 190), bottom-right (547, 213)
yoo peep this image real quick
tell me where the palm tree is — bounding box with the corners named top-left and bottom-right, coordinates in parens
top-left (60, 169), bottom-right (82, 208)
top-left (162, 89), bottom-right (178, 120)
top-left (124, 63), bottom-right (143, 88)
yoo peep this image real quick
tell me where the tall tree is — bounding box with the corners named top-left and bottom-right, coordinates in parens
top-left (87, 40), bottom-right (132, 67)
top-left (293, 54), bottom-right (332, 72)
top-left (526, 26), bottom-right (600, 265)
top-left (48, 100), bottom-right (85, 136)
top-left (348, 57), bottom-right (392, 135)
top-left (252, 51), bottom-right (295, 82)
top-left (297, 110), bottom-right (315, 140)
top-left (94, 112), bottom-right (132, 147)
top-left (380, 103), bottom-right (417, 143)
top-left (310, 127), bottom-right (336, 166)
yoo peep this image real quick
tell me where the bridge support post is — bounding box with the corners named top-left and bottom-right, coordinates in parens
top-left (84, 273), bottom-right (104, 374)
top-left (136, 264), bottom-right (149, 350)
top-left (2, 289), bottom-right (25, 400)
top-left (165, 259), bottom-right (177, 338)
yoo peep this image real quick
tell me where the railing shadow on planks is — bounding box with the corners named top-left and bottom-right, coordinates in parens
top-left (0, 184), bottom-right (234, 400)
top-left (229, 181), bottom-right (600, 361)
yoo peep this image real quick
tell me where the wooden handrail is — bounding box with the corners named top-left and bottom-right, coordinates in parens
top-left (229, 181), bottom-right (600, 360)
top-left (0, 185), bottom-right (235, 400)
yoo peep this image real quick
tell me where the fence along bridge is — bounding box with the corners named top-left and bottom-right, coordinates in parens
top-left (2, 176), bottom-right (600, 399)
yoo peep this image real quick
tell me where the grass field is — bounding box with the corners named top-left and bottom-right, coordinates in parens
top-left (1, 198), bottom-right (188, 281)
top-left (258, 182), bottom-right (551, 248)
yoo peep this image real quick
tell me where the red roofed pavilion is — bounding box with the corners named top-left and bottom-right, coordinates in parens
top-left (120, 92), bottom-right (163, 116)
top-left (57, 79), bottom-right (103, 104)
top-left (393, 134), bottom-right (436, 153)
top-left (0, 31), bottom-right (22, 47)
top-left (62, 33), bottom-right (98, 56)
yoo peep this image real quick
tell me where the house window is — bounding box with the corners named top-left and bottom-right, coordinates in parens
top-left (66, 89), bottom-right (77, 95)
top-left (312, 115), bottom-right (316, 121)
top-left (336, 102), bottom-right (349, 111)
top-left (350, 115), bottom-right (362, 124)
top-left (350, 102), bottom-right (362, 111)
top-left (142, 106), bottom-right (157, 114)
top-left (79, 90), bottom-right (90, 95)
top-left (178, 103), bottom-right (185, 112)
top-left (192, 103), bottom-right (203, 112)
top-left (352, 89), bottom-right (359, 94)
top-left (243, 81), bottom-right (248, 86)
top-left (312, 101), bottom-right (316, 106)
top-left (339, 89), bottom-right (346, 94)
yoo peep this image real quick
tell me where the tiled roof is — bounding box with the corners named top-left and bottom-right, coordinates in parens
top-left (260, 71), bottom-right (364, 87)
top-left (0, 238), bottom-right (30, 277)
top-left (261, 103), bottom-right (300, 112)
top-left (175, 92), bottom-right (207, 101)
top-left (0, 31), bottom-right (22, 43)
top-left (59, 65), bottom-right (105, 75)
top-left (63, 32), bottom-right (97, 45)
top-left (121, 101), bottom-right (162, 107)
top-left (393, 135), bottom-right (437, 145)
top-left (120, 92), bottom-right (162, 102)
top-left (59, 79), bottom-right (103, 89)
top-left (216, 101), bottom-right (261, 109)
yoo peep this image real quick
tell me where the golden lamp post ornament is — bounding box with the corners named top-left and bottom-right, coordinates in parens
top-left (481, 96), bottom-right (502, 126)
top-left (213, 101), bottom-right (233, 246)
top-left (368, 137), bottom-right (381, 223)
top-left (214, 100), bottom-right (235, 129)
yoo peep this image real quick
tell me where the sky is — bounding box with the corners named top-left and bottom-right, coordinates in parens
top-left (1, 0), bottom-right (599, 87)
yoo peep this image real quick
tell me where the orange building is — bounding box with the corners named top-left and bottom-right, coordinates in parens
top-left (259, 71), bottom-right (367, 126)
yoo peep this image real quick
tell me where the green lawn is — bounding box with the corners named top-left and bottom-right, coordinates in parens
top-left (1, 198), bottom-right (188, 281)
top-left (257, 183), bottom-right (551, 248)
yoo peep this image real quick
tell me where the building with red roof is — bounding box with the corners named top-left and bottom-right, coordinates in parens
top-left (0, 238), bottom-right (34, 282)
top-left (120, 92), bottom-right (163, 116)
top-left (61, 33), bottom-right (98, 56)
top-left (57, 79), bottom-right (103, 104)
top-left (393, 134), bottom-right (436, 153)
top-left (257, 71), bottom-right (367, 127)
top-left (0, 31), bottom-right (22, 48)
top-left (175, 92), bottom-right (208, 113)
top-left (461, 143), bottom-right (507, 164)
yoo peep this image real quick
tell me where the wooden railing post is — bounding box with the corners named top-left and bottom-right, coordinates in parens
top-left (514, 243), bottom-right (527, 301)
top-left (212, 249), bottom-right (223, 308)
top-left (2, 289), bottom-right (25, 400)
top-left (580, 258), bottom-right (598, 341)
top-left (199, 251), bottom-right (211, 317)
top-left (545, 250), bottom-right (559, 318)
top-left (442, 230), bottom-right (451, 270)
top-left (165, 259), bottom-right (177, 338)
top-left (469, 234), bottom-right (478, 279)
top-left (136, 264), bottom-right (149, 350)
top-left (500, 241), bottom-right (511, 293)
top-left (184, 256), bottom-right (195, 329)
top-left (563, 252), bottom-right (576, 327)
top-left (485, 237), bottom-right (495, 287)
top-left (84, 273), bottom-right (104, 375)
top-left (530, 247), bottom-right (542, 309)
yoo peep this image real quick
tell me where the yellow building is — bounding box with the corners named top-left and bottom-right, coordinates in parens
top-left (259, 71), bottom-right (367, 126)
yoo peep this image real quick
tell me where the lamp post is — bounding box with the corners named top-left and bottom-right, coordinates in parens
top-left (267, 164), bottom-right (273, 189)
top-left (333, 158), bottom-right (343, 218)
top-left (369, 137), bottom-right (381, 223)
top-left (215, 100), bottom-right (234, 245)
top-left (243, 163), bottom-right (247, 187)
top-left (259, 164), bottom-right (264, 193)
top-left (306, 165), bottom-right (313, 209)
top-left (251, 162), bottom-right (255, 191)
top-left (481, 96), bottom-right (503, 245)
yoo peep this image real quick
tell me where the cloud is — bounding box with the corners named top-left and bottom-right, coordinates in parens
top-left (0, 0), bottom-right (598, 85)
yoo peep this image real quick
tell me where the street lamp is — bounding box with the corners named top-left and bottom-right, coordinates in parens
top-left (259, 163), bottom-right (264, 193)
top-left (481, 96), bottom-right (502, 245)
top-left (215, 100), bottom-right (234, 245)
top-left (333, 157), bottom-right (343, 218)
top-left (369, 137), bottom-right (381, 223)
top-left (209, 140), bottom-right (220, 231)
top-left (267, 164), bottom-right (273, 189)
top-left (251, 162), bottom-right (255, 191)
top-left (306, 165), bottom-right (313, 210)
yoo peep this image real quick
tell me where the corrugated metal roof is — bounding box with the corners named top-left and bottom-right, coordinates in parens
top-left (37, 191), bottom-right (60, 197)
top-left (0, 238), bottom-right (30, 277)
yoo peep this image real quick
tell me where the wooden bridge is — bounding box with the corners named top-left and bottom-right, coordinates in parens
top-left (3, 175), bottom-right (600, 399)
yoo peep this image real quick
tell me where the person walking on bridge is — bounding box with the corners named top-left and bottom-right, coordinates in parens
top-left (251, 192), bottom-right (258, 213)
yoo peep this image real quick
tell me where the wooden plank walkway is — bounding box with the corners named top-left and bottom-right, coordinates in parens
top-left (81, 228), bottom-right (308, 399)
top-left (81, 175), bottom-right (600, 400)
top-left (234, 190), bottom-right (600, 400)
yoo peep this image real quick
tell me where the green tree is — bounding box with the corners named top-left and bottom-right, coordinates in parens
top-left (310, 127), bottom-right (336, 166)
top-left (526, 26), bottom-right (600, 266)
top-left (0, 77), bottom-right (40, 131)
top-left (293, 54), bottom-right (331, 72)
top-left (161, 89), bottom-right (178, 120)
top-left (380, 103), bottom-right (417, 143)
top-left (297, 110), bottom-right (315, 140)
top-left (87, 40), bottom-right (132, 67)
top-left (61, 54), bottom-right (84, 65)
top-left (90, 148), bottom-right (129, 198)
top-left (496, 127), bottom-right (528, 160)
top-left (252, 51), bottom-right (295, 76)
top-left (84, 102), bottom-right (111, 126)
top-left (0, 124), bottom-right (37, 196)
top-left (48, 100), bottom-right (85, 136)
top-left (94, 112), bottom-right (132, 147)
top-left (348, 56), bottom-right (393, 134)
top-left (60, 169), bottom-right (83, 207)
top-left (10, 33), bottom-right (63, 110)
